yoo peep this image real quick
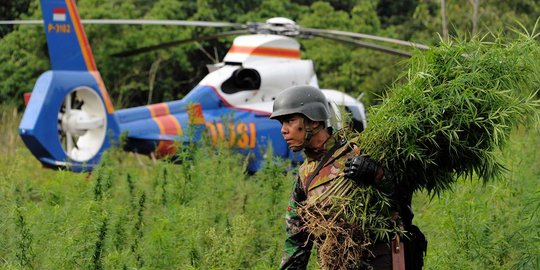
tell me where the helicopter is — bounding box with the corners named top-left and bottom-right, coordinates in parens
top-left (10, 0), bottom-right (428, 173)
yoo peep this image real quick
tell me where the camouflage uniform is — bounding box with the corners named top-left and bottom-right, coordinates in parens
top-left (281, 133), bottom-right (363, 269)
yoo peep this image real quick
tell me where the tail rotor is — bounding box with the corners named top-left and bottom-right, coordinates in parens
top-left (58, 87), bottom-right (107, 162)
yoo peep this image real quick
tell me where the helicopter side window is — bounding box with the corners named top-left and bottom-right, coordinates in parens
top-left (221, 68), bottom-right (261, 94)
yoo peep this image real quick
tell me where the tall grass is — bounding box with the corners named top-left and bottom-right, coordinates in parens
top-left (0, 103), bottom-right (538, 269)
top-left (414, 127), bottom-right (540, 270)
top-left (0, 104), bottom-right (23, 154)
top-left (0, 111), bottom-right (293, 268)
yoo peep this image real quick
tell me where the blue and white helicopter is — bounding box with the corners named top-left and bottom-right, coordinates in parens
top-left (12, 0), bottom-right (428, 172)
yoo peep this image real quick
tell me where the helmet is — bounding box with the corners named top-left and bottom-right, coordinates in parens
top-left (270, 85), bottom-right (330, 121)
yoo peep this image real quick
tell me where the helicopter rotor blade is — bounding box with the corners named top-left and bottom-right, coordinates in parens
top-left (111, 30), bottom-right (249, 57)
top-left (0, 20), bottom-right (43, 25)
top-left (82, 19), bottom-right (244, 28)
top-left (308, 33), bottom-right (413, 58)
top-left (0, 19), bottom-right (245, 28)
top-left (301, 27), bottom-right (429, 50)
top-left (1, 19), bottom-right (429, 56)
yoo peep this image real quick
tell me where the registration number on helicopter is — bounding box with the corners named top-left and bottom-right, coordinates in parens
top-left (47, 23), bottom-right (71, 34)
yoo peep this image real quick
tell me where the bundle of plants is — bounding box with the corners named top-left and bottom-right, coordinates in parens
top-left (299, 179), bottom-right (397, 269)
top-left (299, 36), bottom-right (540, 268)
top-left (360, 36), bottom-right (539, 193)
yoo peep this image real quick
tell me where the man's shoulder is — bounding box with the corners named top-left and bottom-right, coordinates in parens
top-left (306, 135), bottom-right (361, 191)
top-left (298, 159), bottom-right (316, 180)
top-left (332, 134), bottom-right (361, 159)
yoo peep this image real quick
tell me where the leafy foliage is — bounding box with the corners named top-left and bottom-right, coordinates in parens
top-left (0, 126), bottom-right (291, 268)
top-left (360, 37), bottom-right (540, 194)
top-left (0, 0), bottom-right (33, 37)
top-left (1, 0), bottom-right (539, 109)
top-left (414, 128), bottom-right (540, 270)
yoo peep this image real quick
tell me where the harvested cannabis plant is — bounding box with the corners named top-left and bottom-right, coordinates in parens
top-left (361, 37), bottom-right (540, 194)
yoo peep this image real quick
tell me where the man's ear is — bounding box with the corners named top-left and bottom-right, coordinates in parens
top-left (309, 120), bottom-right (322, 129)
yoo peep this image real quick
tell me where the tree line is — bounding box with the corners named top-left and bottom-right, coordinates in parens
top-left (0, 0), bottom-right (538, 109)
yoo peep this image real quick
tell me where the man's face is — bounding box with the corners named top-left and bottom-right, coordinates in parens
top-left (278, 114), bottom-right (306, 151)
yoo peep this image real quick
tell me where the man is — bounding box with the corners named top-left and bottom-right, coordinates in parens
top-left (270, 85), bottom-right (426, 269)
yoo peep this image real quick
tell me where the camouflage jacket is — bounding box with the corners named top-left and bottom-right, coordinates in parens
top-left (280, 133), bottom-right (361, 269)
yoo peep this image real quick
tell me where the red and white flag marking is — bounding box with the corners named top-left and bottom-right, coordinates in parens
top-left (53, 7), bottom-right (66, 22)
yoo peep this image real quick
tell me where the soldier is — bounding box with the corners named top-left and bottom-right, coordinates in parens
top-left (270, 85), bottom-right (426, 269)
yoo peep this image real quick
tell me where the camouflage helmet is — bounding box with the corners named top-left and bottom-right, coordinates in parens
top-left (270, 85), bottom-right (330, 121)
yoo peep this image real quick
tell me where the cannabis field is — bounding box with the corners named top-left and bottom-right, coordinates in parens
top-left (0, 103), bottom-right (538, 269)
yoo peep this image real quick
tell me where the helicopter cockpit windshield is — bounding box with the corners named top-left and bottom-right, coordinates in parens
top-left (221, 68), bottom-right (261, 94)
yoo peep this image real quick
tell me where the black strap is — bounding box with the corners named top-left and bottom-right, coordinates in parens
top-left (304, 138), bottom-right (347, 191)
top-left (279, 249), bottom-right (309, 270)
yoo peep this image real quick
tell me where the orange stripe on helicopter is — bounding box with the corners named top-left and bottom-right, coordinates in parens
top-left (228, 45), bottom-right (300, 59)
top-left (147, 103), bottom-right (183, 156)
top-left (65, 0), bottom-right (95, 71)
top-left (147, 103), bottom-right (183, 135)
top-left (148, 102), bottom-right (169, 117)
top-left (187, 104), bottom-right (205, 125)
top-left (66, 0), bottom-right (114, 113)
top-left (160, 115), bottom-right (183, 135)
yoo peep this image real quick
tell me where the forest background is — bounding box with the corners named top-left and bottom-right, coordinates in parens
top-left (1, 0), bottom-right (540, 108)
top-left (0, 0), bottom-right (539, 269)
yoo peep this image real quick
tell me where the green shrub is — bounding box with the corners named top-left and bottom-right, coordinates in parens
top-left (361, 37), bottom-right (540, 194)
